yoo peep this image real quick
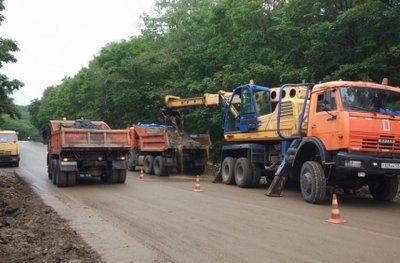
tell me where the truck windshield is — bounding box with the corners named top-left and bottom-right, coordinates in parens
top-left (0, 134), bottom-right (17, 143)
top-left (339, 86), bottom-right (400, 115)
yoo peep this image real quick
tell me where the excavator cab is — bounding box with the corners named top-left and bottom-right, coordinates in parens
top-left (223, 84), bottom-right (271, 133)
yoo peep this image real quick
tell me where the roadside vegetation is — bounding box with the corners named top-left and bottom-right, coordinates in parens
top-left (0, 0), bottom-right (23, 125)
top-left (0, 106), bottom-right (41, 141)
top-left (20, 0), bottom-right (400, 161)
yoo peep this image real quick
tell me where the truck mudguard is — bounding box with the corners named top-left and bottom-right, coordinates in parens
top-left (293, 136), bottom-right (333, 166)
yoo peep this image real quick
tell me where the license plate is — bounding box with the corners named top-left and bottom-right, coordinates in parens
top-left (381, 163), bottom-right (400, 169)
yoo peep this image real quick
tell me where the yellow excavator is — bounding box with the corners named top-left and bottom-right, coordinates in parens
top-left (162, 81), bottom-right (310, 189)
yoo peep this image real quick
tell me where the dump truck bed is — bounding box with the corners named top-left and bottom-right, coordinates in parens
top-left (49, 120), bottom-right (130, 154)
top-left (131, 124), bottom-right (211, 152)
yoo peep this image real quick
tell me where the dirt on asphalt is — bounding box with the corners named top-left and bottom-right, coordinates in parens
top-left (0, 161), bottom-right (398, 262)
top-left (0, 168), bottom-right (103, 263)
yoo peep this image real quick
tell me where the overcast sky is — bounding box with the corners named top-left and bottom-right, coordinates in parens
top-left (2, 0), bottom-right (157, 105)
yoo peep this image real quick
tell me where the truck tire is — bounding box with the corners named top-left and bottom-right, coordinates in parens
top-left (52, 167), bottom-right (57, 185)
top-left (48, 156), bottom-right (54, 180)
top-left (107, 170), bottom-right (118, 183)
top-left (52, 160), bottom-right (57, 185)
top-left (48, 165), bottom-right (53, 180)
top-left (117, 170), bottom-right (127, 183)
top-left (107, 169), bottom-right (127, 184)
top-left (252, 164), bottom-right (261, 187)
top-left (153, 156), bottom-right (169, 176)
top-left (144, 155), bottom-right (154, 175)
top-left (222, 157), bottom-right (236, 185)
top-left (300, 161), bottom-right (326, 204)
top-left (234, 158), bottom-right (254, 188)
top-left (368, 175), bottom-right (398, 201)
top-left (56, 171), bottom-right (67, 187)
top-left (127, 153), bottom-right (136, 171)
top-left (66, 172), bottom-right (76, 186)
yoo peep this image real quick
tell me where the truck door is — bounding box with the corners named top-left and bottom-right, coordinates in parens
top-left (223, 86), bottom-right (259, 133)
top-left (308, 88), bottom-right (341, 150)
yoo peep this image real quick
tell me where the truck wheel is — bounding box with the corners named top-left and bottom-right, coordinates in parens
top-left (234, 158), bottom-right (254, 188)
top-left (117, 170), bottom-right (127, 183)
top-left (300, 161), bottom-right (326, 204)
top-left (127, 153), bottom-right (136, 171)
top-left (153, 156), bottom-right (168, 176)
top-left (252, 164), bottom-right (261, 187)
top-left (52, 167), bottom-right (57, 185)
top-left (108, 170), bottom-right (127, 184)
top-left (48, 166), bottom-right (53, 180)
top-left (52, 161), bottom-right (57, 185)
top-left (66, 172), bottom-right (76, 186)
top-left (56, 171), bottom-right (67, 187)
top-left (107, 170), bottom-right (118, 183)
top-left (368, 176), bottom-right (398, 201)
top-left (222, 157), bottom-right (236, 185)
top-left (144, 155), bottom-right (154, 174)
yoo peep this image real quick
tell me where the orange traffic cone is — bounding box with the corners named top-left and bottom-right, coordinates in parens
top-left (193, 175), bottom-right (203, 192)
top-left (326, 193), bottom-right (346, 224)
top-left (139, 169), bottom-right (144, 181)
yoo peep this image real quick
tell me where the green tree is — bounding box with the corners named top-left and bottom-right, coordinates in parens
top-left (28, 0), bottom-right (400, 161)
top-left (1, 106), bottom-right (41, 141)
top-left (0, 0), bottom-right (23, 124)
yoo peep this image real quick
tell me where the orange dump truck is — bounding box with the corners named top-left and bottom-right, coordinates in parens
top-left (127, 124), bottom-right (211, 176)
top-left (47, 119), bottom-right (130, 187)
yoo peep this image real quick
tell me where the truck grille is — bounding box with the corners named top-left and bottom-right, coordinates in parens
top-left (351, 135), bottom-right (400, 152)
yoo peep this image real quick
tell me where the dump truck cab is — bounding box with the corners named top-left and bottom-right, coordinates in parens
top-left (0, 130), bottom-right (20, 167)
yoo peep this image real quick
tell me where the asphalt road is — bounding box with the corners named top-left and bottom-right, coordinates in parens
top-left (16, 141), bottom-right (400, 263)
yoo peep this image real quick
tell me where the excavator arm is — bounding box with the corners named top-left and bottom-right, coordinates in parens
top-left (165, 90), bottom-right (232, 109)
top-left (162, 90), bottom-right (235, 128)
top-left (162, 82), bottom-right (310, 142)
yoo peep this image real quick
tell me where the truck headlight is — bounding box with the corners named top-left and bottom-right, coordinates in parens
top-left (345, 160), bottom-right (362, 168)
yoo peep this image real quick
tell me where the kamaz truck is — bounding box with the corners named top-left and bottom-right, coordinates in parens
top-left (47, 119), bottom-right (130, 187)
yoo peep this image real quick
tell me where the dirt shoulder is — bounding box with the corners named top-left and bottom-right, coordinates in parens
top-left (0, 168), bottom-right (103, 263)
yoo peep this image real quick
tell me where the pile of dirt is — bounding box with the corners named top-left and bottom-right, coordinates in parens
top-left (0, 168), bottom-right (103, 263)
top-left (167, 128), bottom-right (203, 148)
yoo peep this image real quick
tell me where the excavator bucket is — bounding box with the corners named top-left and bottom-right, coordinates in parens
top-left (160, 108), bottom-right (183, 130)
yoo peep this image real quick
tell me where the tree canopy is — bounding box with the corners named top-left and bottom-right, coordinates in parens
top-left (28, 0), bottom-right (400, 160)
top-left (0, 0), bottom-right (23, 124)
